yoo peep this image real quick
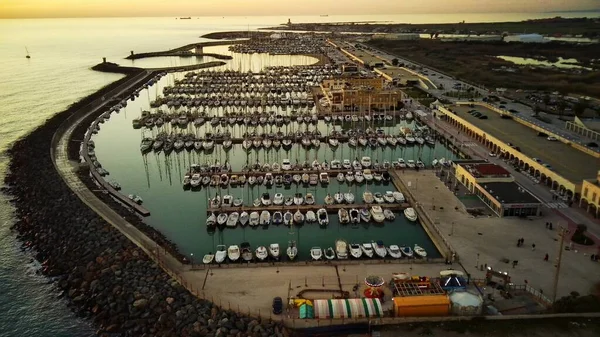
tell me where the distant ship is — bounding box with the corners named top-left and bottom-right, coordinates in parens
top-left (25, 47), bottom-right (30, 59)
top-left (179, 17), bottom-right (191, 20)
top-left (320, 14), bottom-right (329, 17)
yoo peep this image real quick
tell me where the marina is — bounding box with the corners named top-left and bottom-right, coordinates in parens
top-left (83, 38), bottom-right (461, 262)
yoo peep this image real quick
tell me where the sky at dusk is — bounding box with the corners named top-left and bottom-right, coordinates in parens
top-left (2, 0), bottom-right (599, 18)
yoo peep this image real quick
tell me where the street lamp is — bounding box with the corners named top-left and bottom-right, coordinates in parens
top-left (190, 253), bottom-right (194, 269)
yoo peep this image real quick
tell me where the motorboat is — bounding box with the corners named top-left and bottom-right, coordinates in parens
top-left (361, 156), bottom-right (372, 168)
top-left (335, 239), bottom-right (348, 259)
top-left (273, 193), bottom-right (284, 205)
top-left (328, 138), bottom-right (339, 147)
top-left (253, 198), bottom-right (261, 207)
top-left (338, 208), bottom-right (350, 224)
top-left (206, 213), bottom-right (216, 228)
top-left (349, 209), bottom-right (360, 224)
top-left (310, 247), bottom-right (323, 261)
top-left (372, 241), bottom-right (387, 258)
top-left (272, 162), bottom-right (281, 172)
top-left (269, 243), bottom-right (280, 260)
top-left (128, 194), bottom-right (143, 204)
top-left (407, 160), bottom-right (416, 169)
top-left (360, 243), bottom-right (374, 258)
top-left (354, 170), bottom-right (364, 184)
top-left (222, 195), bottom-right (233, 207)
top-left (373, 193), bottom-right (384, 204)
top-left (255, 246), bottom-right (268, 261)
top-left (287, 241), bottom-right (298, 260)
top-left (312, 159), bottom-right (321, 170)
top-left (319, 172), bottom-right (329, 184)
top-left (226, 212), bottom-right (239, 228)
top-left (283, 211), bottom-right (293, 226)
top-left (342, 159), bottom-right (351, 169)
top-left (360, 208), bottom-right (371, 222)
top-left (215, 245), bottom-right (227, 264)
top-left (349, 243), bottom-right (363, 259)
top-left (309, 174), bottom-right (319, 186)
top-left (324, 247), bottom-right (336, 260)
top-left (345, 171), bottom-right (355, 183)
top-left (400, 245), bottom-right (414, 258)
top-left (414, 244), bottom-right (427, 258)
top-left (301, 173), bottom-right (310, 184)
top-left (387, 245), bottom-right (403, 259)
top-left (241, 242), bottom-right (253, 262)
top-left (324, 194), bottom-right (334, 205)
top-left (362, 191), bottom-right (374, 204)
top-left (305, 193), bottom-right (315, 205)
top-left (337, 172), bottom-right (345, 182)
top-left (363, 169), bottom-right (373, 182)
top-left (352, 159), bottom-right (362, 170)
top-left (317, 208), bottom-right (328, 227)
top-left (227, 245), bottom-right (240, 262)
top-left (384, 209), bottom-right (396, 221)
top-left (384, 191), bottom-right (396, 203)
top-left (404, 207), bottom-right (418, 221)
top-left (272, 211), bottom-right (283, 225)
top-left (330, 159), bottom-right (341, 169)
top-left (305, 211), bottom-right (316, 223)
top-left (334, 192), bottom-right (344, 204)
top-left (202, 253), bottom-right (214, 264)
top-left (217, 213), bottom-right (228, 227)
top-left (261, 193), bottom-right (271, 206)
top-left (344, 192), bottom-right (355, 204)
top-left (281, 159), bottom-right (291, 171)
top-left (370, 206), bottom-right (385, 223)
top-left (293, 193), bottom-right (304, 205)
top-left (294, 210), bottom-right (305, 224)
top-left (373, 171), bottom-right (383, 182)
top-left (292, 174), bottom-right (302, 184)
top-left (239, 211), bottom-right (249, 227)
top-left (249, 211), bottom-right (260, 226)
top-left (259, 210), bottom-right (271, 226)
top-left (393, 191), bottom-right (405, 203)
top-left (233, 197), bottom-right (243, 207)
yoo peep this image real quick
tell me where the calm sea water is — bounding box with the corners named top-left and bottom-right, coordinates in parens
top-left (0, 13), bottom-right (597, 336)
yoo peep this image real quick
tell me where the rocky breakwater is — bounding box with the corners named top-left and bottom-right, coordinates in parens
top-left (2, 78), bottom-right (287, 336)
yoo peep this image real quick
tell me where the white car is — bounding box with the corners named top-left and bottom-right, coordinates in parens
top-left (547, 136), bottom-right (557, 141)
top-left (488, 152), bottom-right (497, 157)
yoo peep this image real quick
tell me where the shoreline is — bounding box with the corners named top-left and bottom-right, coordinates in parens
top-left (3, 72), bottom-right (286, 335)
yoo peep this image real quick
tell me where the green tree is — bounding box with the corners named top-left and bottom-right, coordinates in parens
top-left (391, 58), bottom-right (399, 66)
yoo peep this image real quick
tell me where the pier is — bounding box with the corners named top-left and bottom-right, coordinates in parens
top-left (188, 168), bottom-right (389, 177)
top-left (206, 202), bottom-right (410, 213)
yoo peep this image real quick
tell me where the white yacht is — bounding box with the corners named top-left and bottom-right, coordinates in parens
top-left (227, 245), bottom-right (240, 262)
top-left (269, 243), bottom-right (280, 260)
top-left (283, 211), bottom-right (293, 226)
top-left (259, 210), bottom-right (271, 226)
top-left (414, 244), bottom-right (427, 258)
top-left (335, 239), bottom-right (348, 259)
top-left (349, 209), bottom-right (360, 224)
top-left (255, 246), bottom-right (268, 261)
top-left (362, 191), bottom-right (374, 203)
top-left (370, 206), bottom-right (385, 223)
top-left (372, 241), bottom-right (387, 258)
top-left (393, 191), bottom-right (405, 203)
top-left (287, 241), bottom-right (298, 260)
top-left (384, 191), bottom-right (396, 203)
top-left (310, 247), bottom-right (323, 261)
top-left (387, 245), bottom-right (403, 259)
top-left (344, 192), bottom-right (355, 204)
top-left (361, 156), bottom-right (372, 168)
top-left (363, 169), bottom-right (373, 181)
top-left (226, 212), bottom-right (239, 228)
top-left (239, 211), bottom-right (249, 227)
top-left (305, 210), bottom-right (316, 223)
top-left (249, 211), bottom-right (260, 226)
top-left (338, 208), bottom-right (350, 224)
top-left (281, 159), bottom-right (291, 171)
top-left (384, 209), bottom-right (396, 221)
top-left (360, 243), bottom-right (374, 258)
top-left (404, 207), bottom-right (418, 221)
top-left (349, 243), bottom-right (363, 259)
top-left (261, 193), bottom-right (271, 206)
top-left (273, 193), bottom-right (284, 205)
top-left (317, 208), bottom-right (328, 227)
top-left (215, 245), bottom-right (227, 264)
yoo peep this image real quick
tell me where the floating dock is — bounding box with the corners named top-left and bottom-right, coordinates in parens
top-left (206, 203), bottom-right (409, 214)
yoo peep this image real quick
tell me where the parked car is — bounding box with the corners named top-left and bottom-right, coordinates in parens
top-left (509, 109), bottom-right (518, 113)
top-left (489, 152), bottom-right (497, 157)
top-left (547, 136), bottom-right (558, 141)
top-left (272, 297), bottom-right (283, 315)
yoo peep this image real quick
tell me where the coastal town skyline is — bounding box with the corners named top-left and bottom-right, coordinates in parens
top-left (2, 0), bottom-right (599, 18)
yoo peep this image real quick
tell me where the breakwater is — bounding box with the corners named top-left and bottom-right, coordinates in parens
top-left (3, 74), bottom-right (286, 336)
top-left (126, 52), bottom-right (233, 60)
top-left (92, 60), bottom-right (227, 74)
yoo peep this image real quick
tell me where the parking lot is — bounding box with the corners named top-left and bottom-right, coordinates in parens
top-left (450, 105), bottom-right (599, 182)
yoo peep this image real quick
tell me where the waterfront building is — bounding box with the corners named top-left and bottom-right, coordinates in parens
top-left (454, 162), bottom-right (542, 217)
top-left (580, 171), bottom-right (600, 217)
top-left (320, 76), bottom-right (405, 112)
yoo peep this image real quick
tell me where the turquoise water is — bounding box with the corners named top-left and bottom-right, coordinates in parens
top-left (0, 14), bottom-right (593, 336)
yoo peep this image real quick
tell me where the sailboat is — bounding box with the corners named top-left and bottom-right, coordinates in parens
top-left (25, 47), bottom-right (31, 59)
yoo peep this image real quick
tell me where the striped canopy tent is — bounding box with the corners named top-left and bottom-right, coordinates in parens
top-left (313, 298), bottom-right (383, 319)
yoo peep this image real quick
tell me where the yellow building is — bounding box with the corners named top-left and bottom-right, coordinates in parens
top-left (320, 77), bottom-right (404, 112)
top-left (455, 162), bottom-right (542, 217)
top-left (580, 170), bottom-right (600, 217)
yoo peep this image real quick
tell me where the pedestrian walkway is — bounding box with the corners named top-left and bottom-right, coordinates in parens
top-left (545, 202), bottom-right (569, 209)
